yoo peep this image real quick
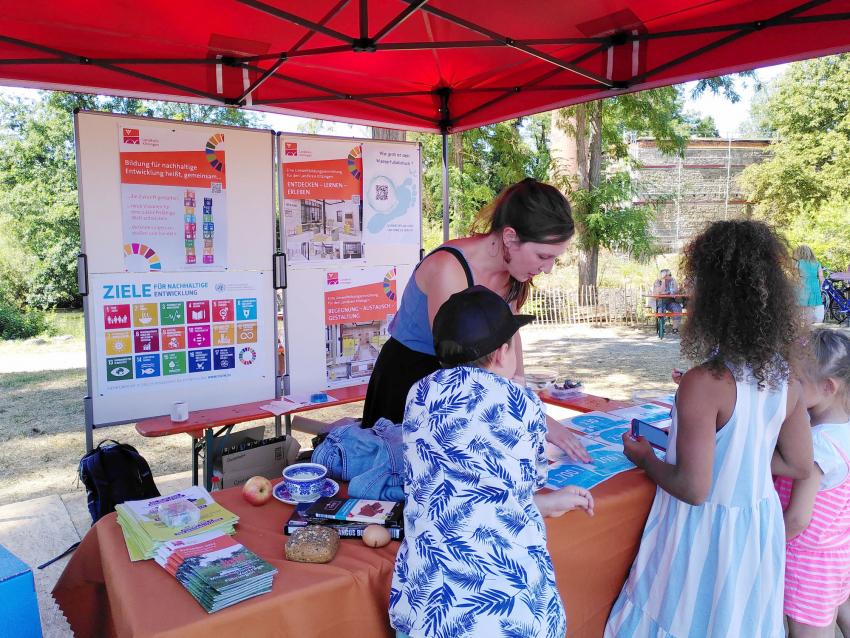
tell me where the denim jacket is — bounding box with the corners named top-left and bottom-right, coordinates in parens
top-left (312, 418), bottom-right (405, 502)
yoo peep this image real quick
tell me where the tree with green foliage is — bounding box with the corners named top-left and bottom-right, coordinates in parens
top-left (411, 114), bottom-right (551, 248)
top-left (553, 76), bottom-right (750, 288)
top-left (0, 91), bottom-right (259, 315)
top-left (740, 54), bottom-right (850, 270)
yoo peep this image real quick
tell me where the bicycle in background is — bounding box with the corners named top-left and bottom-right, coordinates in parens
top-left (821, 270), bottom-right (850, 325)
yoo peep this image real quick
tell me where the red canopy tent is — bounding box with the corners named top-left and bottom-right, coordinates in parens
top-left (4, 0), bottom-right (850, 237)
top-left (3, 0), bottom-right (850, 133)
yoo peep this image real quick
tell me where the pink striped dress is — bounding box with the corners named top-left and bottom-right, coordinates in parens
top-left (775, 429), bottom-right (850, 627)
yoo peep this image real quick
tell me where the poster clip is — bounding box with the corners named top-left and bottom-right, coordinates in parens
top-left (273, 252), bottom-right (287, 290)
top-left (77, 253), bottom-right (89, 296)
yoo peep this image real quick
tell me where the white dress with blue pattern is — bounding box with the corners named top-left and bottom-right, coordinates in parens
top-left (389, 366), bottom-right (566, 638)
top-left (605, 369), bottom-right (787, 637)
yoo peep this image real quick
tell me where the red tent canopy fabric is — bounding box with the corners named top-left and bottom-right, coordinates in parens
top-left (2, 0), bottom-right (850, 132)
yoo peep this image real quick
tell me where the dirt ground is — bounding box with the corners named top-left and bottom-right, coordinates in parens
top-left (0, 322), bottom-right (688, 507)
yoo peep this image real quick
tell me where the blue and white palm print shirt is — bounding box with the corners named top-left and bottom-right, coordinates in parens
top-left (389, 366), bottom-right (567, 638)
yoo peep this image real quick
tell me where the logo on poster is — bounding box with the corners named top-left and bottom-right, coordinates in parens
top-left (327, 272), bottom-right (339, 286)
top-left (239, 347), bottom-right (257, 366)
top-left (284, 142), bottom-right (298, 156)
top-left (122, 128), bottom-right (140, 144)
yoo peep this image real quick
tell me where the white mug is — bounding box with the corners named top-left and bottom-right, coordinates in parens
top-left (170, 401), bottom-right (189, 422)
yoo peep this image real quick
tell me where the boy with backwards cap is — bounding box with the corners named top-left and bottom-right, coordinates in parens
top-left (389, 285), bottom-right (594, 638)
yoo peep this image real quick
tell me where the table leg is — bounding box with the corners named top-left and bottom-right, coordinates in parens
top-left (191, 436), bottom-right (199, 486)
top-left (657, 316), bottom-right (665, 339)
top-left (204, 427), bottom-right (213, 491)
top-left (285, 414), bottom-right (292, 436)
top-left (274, 415), bottom-right (282, 438)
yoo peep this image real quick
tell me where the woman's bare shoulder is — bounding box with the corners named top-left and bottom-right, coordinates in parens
top-left (417, 245), bottom-right (472, 293)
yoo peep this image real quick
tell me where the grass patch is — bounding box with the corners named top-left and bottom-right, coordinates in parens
top-left (45, 309), bottom-right (84, 339)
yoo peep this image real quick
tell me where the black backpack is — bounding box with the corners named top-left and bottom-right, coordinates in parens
top-left (79, 440), bottom-right (160, 524)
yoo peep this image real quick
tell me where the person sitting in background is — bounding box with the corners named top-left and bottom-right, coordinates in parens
top-left (652, 269), bottom-right (682, 331)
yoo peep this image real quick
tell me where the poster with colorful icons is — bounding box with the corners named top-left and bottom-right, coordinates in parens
top-left (90, 271), bottom-right (272, 424)
top-left (324, 266), bottom-right (398, 388)
top-left (119, 125), bottom-right (228, 272)
top-left (361, 143), bottom-right (421, 246)
top-left (281, 138), bottom-right (364, 264)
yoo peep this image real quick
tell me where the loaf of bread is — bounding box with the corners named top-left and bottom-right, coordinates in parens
top-left (285, 525), bottom-right (340, 563)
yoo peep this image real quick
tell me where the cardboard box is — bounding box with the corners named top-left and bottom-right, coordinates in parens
top-left (215, 433), bottom-right (300, 489)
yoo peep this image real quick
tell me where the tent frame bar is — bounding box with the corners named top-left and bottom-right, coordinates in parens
top-left (0, 2), bottom-right (849, 130)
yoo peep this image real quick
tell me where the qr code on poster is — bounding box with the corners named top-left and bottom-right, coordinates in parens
top-left (375, 184), bottom-right (388, 201)
top-left (211, 183), bottom-right (222, 194)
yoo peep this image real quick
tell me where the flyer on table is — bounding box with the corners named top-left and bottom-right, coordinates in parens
top-left (281, 137), bottom-right (365, 264)
top-left (119, 125), bottom-right (228, 271)
top-left (94, 272), bottom-right (268, 392)
top-left (324, 266), bottom-right (397, 387)
top-left (361, 143), bottom-right (420, 246)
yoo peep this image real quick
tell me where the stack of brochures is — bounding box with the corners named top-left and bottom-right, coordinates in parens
top-left (154, 530), bottom-right (277, 613)
top-left (116, 486), bottom-right (240, 561)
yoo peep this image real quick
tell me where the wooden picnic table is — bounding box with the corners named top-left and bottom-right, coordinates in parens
top-left (135, 384), bottom-right (368, 489)
top-left (644, 292), bottom-right (689, 338)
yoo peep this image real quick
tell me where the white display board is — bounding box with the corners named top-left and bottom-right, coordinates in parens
top-left (279, 135), bottom-right (422, 395)
top-left (75, 111), bottom-right (276, 426)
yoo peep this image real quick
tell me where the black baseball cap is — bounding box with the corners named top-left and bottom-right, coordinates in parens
top-left (432, 285), bottom-right (535, 367)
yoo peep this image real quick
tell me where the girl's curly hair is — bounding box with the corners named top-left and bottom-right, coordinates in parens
top-left (680, 220), bottom-right (803, 389)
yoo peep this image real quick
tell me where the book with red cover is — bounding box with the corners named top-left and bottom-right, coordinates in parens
top-left (305, 497), bottom-right (404, 526)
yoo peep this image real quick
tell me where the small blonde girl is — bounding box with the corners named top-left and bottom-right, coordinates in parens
top-left (776, 328), bottom-right (850, 637)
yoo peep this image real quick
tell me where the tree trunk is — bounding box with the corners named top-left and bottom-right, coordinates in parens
top-left (450, 131), bottom-right (463, 234)
top-left (578, 101), bottom-right (603, 293)
top-left (578, 244), bottom-right (599, 302)
top-left (550, 103), bottom-right (603, 295)
top-left (371, 127), bottom-right (406, 141)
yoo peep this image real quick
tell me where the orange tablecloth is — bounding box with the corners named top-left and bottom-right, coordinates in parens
top-left (54, 475), bottom-right (654, 637)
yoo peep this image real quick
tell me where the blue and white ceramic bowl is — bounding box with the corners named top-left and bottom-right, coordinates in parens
top-left (282, 463), bottom-right (328, 503)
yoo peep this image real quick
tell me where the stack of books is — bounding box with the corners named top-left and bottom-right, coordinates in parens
top-left (154, 531), bottom-right (277, 613)
top-left (284, 497), bottom-right (404, 540)
top-left (116, 486), bottom-right (240, 561)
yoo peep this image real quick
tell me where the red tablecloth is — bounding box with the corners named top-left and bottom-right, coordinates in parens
top-left (54, 473), bottom-right (654, 637)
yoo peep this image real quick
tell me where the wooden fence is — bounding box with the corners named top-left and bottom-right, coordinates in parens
top-left (524, 285), bottom-right (648, 327)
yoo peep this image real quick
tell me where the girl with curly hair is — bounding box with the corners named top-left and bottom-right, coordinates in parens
top-left (605, 220), bottom-right (814, 638)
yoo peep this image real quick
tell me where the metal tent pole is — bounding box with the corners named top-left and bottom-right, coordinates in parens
top-left (442, 130), bottom-right (450, 242)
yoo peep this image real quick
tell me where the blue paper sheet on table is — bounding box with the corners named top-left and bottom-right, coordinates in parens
top-left (545, 410), bottom-right (666, 491)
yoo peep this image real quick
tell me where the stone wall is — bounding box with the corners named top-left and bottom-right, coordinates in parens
top-left (630, 138), bottom-right (770, 252)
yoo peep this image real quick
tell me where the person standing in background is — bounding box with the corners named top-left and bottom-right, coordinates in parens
top-left (794, 245), bottom-right (825, 324)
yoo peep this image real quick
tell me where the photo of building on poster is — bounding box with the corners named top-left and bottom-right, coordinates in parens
top-left (119, 125), bottom-right (228, 272)
top-left (282, 138), bottom-right (364, 264)
top-left (324, 267), bottom-right (397, 387)
top-left (362, 143), bottom-right (421, 246)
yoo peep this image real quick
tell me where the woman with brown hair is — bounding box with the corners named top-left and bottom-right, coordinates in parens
top-left (361, 177), bottom-right (590, 461)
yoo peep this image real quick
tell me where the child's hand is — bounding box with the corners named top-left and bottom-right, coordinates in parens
top-left (546, 421), bottom-right (592, 463)
top-left (536, 486), bottom-right (594, 518)
top-left (622, 433), bottom-right (656, 470)
top-left (672, 368), bottom-right (684, 385)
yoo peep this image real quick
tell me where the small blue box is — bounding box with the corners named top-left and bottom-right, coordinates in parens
top-left (0, 544), bottom-right (42, 638)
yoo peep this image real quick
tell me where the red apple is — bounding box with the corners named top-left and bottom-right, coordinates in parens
top-left (241, 475), bottom-right (272, 506)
